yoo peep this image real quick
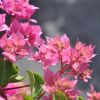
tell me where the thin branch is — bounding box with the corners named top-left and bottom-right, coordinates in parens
top-left (37, 91), bottom-right (45, 100)
top-left (0, 87), bottom-right (8, 100)
top-left (3, 84), bottom-right (30, 91)
top-left (58, 50), bottom-right (63, 69)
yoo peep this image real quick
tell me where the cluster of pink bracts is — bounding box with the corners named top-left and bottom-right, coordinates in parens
top-left (0, 0), bottom-right (100, 100)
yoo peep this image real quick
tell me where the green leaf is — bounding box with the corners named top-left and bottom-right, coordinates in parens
top-left (0, 60), bottom-right (19, 87)
top-left (32, 73), bottom-right (44, 98)
top-left (9, 75), bottom-right (25, 83)
top-left (53, 91), bottom-right (69, 100)
top-left (27, 70), bottom-right (35, 93)
top-left (24, 95), bottom-right (33, 100)
top-left (27, 70), bottom-right (44, 98)
top-left (77, 96), bottom-right (84, 100)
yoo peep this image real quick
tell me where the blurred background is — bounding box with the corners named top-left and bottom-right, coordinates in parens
top-left (16, 0), bottom-right (100, 93)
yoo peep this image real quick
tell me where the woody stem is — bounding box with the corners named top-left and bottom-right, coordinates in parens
top-left (3, 84), bottom-right (30, 91)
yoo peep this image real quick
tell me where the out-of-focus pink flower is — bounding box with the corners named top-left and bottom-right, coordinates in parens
top-left (44, 68), bottom-right (55, 85)
top-left (4, 83), bottom-right (30, 100)
top-left (42, 69), bottom-right (57, 93)
top-left (65, 89), bottom-right (80, 99)
top-left (8, 94), bottom-right (24, 100)
top-left (0, 14), bottom-right (8, 31)
top-left (42, 95), bottom-right (52, 100)
top-left (0, 0), bottom-right (38, 19)
top-left (0, 32), bottom-right (28, 62)
top-left (42, 69), bottom-right (78, 97)
top-left (79, 69), bottom-right (93, 82)
top-left (55, 77), bottom-right (77, 91)
top-left (0, 97), bottom-right (5, 100)
top-left (87, 84), bottom-right (100, 100)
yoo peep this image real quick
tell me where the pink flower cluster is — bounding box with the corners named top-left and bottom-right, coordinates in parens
top-left (0, 0), bottom-right (42, 62)
top-left (30, 34), bottom-right (95, 99)
top-left (0, 0), bottom-right (99, 100)
top-left (0, 18), bottom-right (42, 62)
top-left (0, 0), bottom-right (38, 19)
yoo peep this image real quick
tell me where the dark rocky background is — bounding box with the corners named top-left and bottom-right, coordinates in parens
top-left (17, 0), bottom-right (100, 92)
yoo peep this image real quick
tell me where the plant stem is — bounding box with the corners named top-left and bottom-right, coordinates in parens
top-left (3, 84), bottom-right (30, 91)
top-left (37, 91), bottom-right (45, 100)
top-left (58, 50), bottom-right (63, 69)
top-left (8, 15), bottom-right (15, 26)
top-left (0, 87), bottom-right (8, 100)
top-left (60, 64), bottom-right (71, 74)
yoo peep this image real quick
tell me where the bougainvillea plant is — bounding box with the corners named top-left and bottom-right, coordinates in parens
top-left (0, 0), bottom-right (99, 100)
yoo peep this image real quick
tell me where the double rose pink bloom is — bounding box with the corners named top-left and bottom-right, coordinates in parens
top-left (0, 19), bottom-right (42, 62)
top-left (0, 0), bottom-right (38, 19)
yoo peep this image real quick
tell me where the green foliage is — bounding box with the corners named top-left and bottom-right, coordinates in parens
top-left (9, 75), bottom-right (25, 83)
top-left (77, 96), bottom-right (84, 100)
top-left (27, 70), bottom-right (44, 99)
top-left (24, 95), bottom-right (33, 100)
top-left (27, 70), bottom-right (35, 93)
top-left (53, 90), bottom-right (69, 100)
top-left (0, 60), bottom-right (24, 87)
top-left (0, 60), bottom-right (19, 87)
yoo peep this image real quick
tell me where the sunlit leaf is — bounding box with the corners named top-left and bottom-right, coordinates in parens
top-left (27, 70), bottom-right (44, 99)
top-left (27, 70), bottom-right (35, 93)
top-left (24, 95), bottom-right (33, 100)
top-left (77, 96), bottom-right (84, 100)
top-left (9, 75), bottom-right (25, 83)
top-left (32, 73), bottom-right (44, 98)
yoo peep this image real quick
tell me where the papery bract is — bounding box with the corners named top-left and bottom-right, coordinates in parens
top-left (20, 23), bottom-right (43, 46)
top-left (0, 14), bottom-right (8, 31)
top-left (42, 69), bottom-right (57, 93)
top-left (30, 45), bottom-right (58, 68)
top-left (72, 62), bottom-right (92, 82)
top-left (61, 47), bottom-right (72, 64)
top-left (47, 34), bottom-right (70, 52)
top-left (10, 19), bottom-right (43, 47)
top-left (65, 89), bottom-right (80, 99)
top-left (75, 41), bottom-right (95, 62)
